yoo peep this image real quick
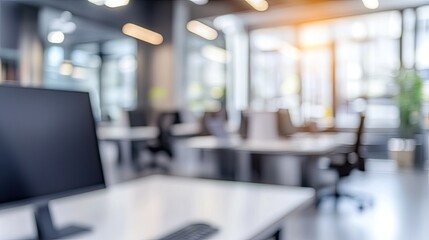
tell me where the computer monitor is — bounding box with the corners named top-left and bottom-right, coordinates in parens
top-left (0, 85), bottom-right (105, 239)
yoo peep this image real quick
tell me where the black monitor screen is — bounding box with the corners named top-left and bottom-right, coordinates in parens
top-left (0, 86), bottom-right (105, 205)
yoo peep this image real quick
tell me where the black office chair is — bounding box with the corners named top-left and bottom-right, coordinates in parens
top-left (127, 109), bottom-right (150, 127)
top-left (318, 113), bottom-right (371, 210)
top-left (126, 109), bottom-right (150, 163)
top-left (143, 111), bottom-right (182, 171)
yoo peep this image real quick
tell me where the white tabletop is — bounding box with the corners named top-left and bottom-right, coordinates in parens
top-left (170, 123), bottom-right (202, 137)
top-left (0, 175), bottom-right (314, 240)
top-left (184, 132), bottom-right (355, 155)
top-left (97, 126), bottom-right (159, 141)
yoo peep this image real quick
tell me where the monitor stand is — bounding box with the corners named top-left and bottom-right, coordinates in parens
top-left (32, 202), bottom-right (90, 240)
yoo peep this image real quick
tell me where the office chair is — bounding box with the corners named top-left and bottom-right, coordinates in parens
top-left (126, 109), bottom-right (150, 163)
top-left (277, 109), bottom-right (298, 137)
top-left (239, 111), bottom-right (249, 139)
top-left (127, 109), bottom-right (149, 127)
top-left (199, 110), bottom-right (228, 136)
top-left (144, 111), bottom-right (182, 171)
top-left (318, 113), bottom-right (370, 210)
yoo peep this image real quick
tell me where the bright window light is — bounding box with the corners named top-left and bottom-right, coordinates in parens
top-left (201, 45), bottom-right (229, 63)
top-left (245, 0), bottom-right (269, 12)
top-left (47, 31), bottom-right (65, 44)
top-left (122, 23), bottom-right (163, 45)
top-left (362, 0), bottom-right (379, 9)
top-left (187, 20), bottom-right (218, 40)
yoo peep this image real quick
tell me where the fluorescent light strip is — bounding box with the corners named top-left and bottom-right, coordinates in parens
top-left (245, 0), bottom-right (269, 12)
top-left (122, 23), bottom-right (163, 45)
top-left (362, 0), bottom-right (379, 9)
top-left (186, 20), bottom-right (218, 40)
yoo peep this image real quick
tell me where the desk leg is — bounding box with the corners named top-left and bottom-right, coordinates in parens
top-left (300, 155), bottom-right (320, 188)
top-left (115, 141), bottom-right (122, 164)
top-left (217, 149), bottom-right (236, 181)
top-left (250, 154), bottom-right (264, 183)
top-left (236, 151), bottom-right (251, 182)
top-left (118, 141), bottom-right (133, 165)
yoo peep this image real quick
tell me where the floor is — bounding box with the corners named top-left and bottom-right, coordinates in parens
top-left (99, 142), bottom-right (429, 240)
top-left (285, 167), bottom-right (429, 240)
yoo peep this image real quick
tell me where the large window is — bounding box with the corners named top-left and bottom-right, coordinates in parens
top-left (250, 27), bottom-right (301, 123)
top-left (248, 11), bottom-right (403, 128)
top-left (334, 11), bottom-right (402, 128)
top-left (185, 33), bottom-right (227, 113)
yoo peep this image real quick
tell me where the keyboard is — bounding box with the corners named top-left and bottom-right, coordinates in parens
top-left (159, 223), bottom-right (218, 240)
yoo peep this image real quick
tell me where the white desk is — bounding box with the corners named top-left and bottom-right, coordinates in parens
top-left (170, 123), bottom-right (202, 137)
top-left (97, 126), bottom-right (159, 164)
top-left (97, 126), bottom-right (159, 142)
top-left (184, 133), bottom-right (355, 186)
top-left (0, 175), bottom-right (314, 240)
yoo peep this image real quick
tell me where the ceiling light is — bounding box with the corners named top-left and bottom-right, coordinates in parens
top-left (245, 0), bottom-right (269, 12)
top-left (362, 0), bottom-right (379, 9)
top-left (189, 0), bottom-right (209, 5)
top-left (122, 23), bottom-right (163, 45)
top-left (105, 0), bottom-right (129, 8)
top-left (88, 0), bottom-right (129, 8)
top-left (47, 31), bottom-right (65, 44)
top-left (88, 0), bottom-right (105, 6)
top-left (187, 20), bottom-right (218, 40)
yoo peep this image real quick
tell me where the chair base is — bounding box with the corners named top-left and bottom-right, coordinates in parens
top-left (317, 187), bottom-right (373, 211)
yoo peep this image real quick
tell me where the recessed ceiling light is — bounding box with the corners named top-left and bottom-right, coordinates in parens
top-left (88, 0), bottom-right (130, 8)
top-left (88, 0), bottom-right (105, 6)
top-left (47, 31), bottom-right (65, 44)
top-left (362, 0), bottom-right (379, 9)
top-left (105, 0), bottom-right (129, 8)
top-left (189, 0), bottom-right (209, 5)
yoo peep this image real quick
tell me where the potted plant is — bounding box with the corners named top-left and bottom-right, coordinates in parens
top-left (389, 68), bottom-right (423, 168)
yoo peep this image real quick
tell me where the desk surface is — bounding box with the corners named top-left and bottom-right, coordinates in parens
top-left (97, 126), bottom-right (159, 141)
top-left (185, 132), bottom-right (355, 155)
top-left (170, 123), bottom-right (202, 137)
top-left (0, 175), bottom-right (314, 240)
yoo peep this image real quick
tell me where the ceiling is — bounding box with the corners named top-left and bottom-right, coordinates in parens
top-left (6, 0), bottom-right (429, 45)
top-left (189, 0), bottom-right (355, 19)
top-left (193, 0), bottom-right (429, 29)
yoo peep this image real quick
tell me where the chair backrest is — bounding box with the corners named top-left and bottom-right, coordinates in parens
top-left (201, 111), bottom-right (228, 138)
top-left (355, 113), bottom-right (366, 153)
top-left (277, 109), bottom-right (297, 137)
top-left (127, 109), bottom-right (149, 127)
top-left (239, 111), bottom-right (249, 139)
top-left (248, 111), bottom-right (279, 140)
top-left (156, 111), bottom-right (181, 134)
top-left (155, 111), bottom-right (182, 153)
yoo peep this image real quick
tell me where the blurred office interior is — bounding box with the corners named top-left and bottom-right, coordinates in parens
top-left (1, 0), bottom-right (429, 239)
